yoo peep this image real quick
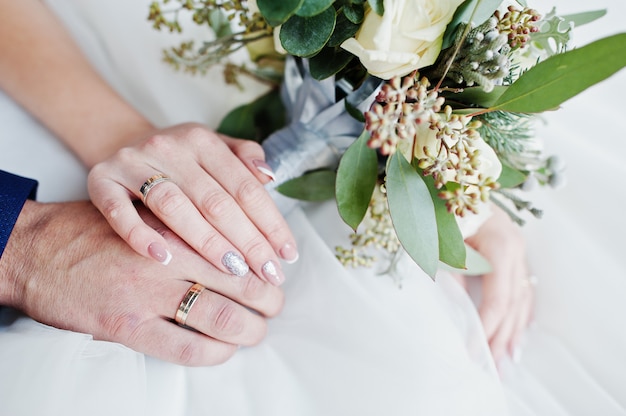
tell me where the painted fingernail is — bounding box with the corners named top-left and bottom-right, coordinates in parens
top-left (252, 159), bottom-right (276, 182)
top-left (262, 260), bottom-right (284, 286)
top-left (148, 242), bottom-right (172, 265)
top-left (222, 251), bottom-right (249, 277)
top-left (279, 243), bottom-right (299, 264)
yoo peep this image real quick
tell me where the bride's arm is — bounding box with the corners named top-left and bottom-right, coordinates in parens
top-left (0, 0), bottom-right (298, 284)
top-left (0, 0), bottom-right (153, 168)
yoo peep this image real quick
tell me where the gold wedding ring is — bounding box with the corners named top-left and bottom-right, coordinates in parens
top-left (140, 173), bottom-right (172, 203)
top-left (175, 283), bottom-right (206, 326)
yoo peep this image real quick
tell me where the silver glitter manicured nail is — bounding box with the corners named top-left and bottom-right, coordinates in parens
top-left (262, 260), bottom-right (284, 285)
top-left (222, 251), bottom-right (249, 277)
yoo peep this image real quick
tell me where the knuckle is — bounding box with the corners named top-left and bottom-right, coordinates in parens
top-left (235, 179), bottom-right (267, 207)
top-left (198, 231), bottom-right (222, 257)
top-left (202, 192), bottom-right (234, 220)
top-left (100, 198), bottom-right (125, 222)
top-left (114, 146), bottom-right (137, 164)
top-left (100, 310), bottom-right (143, 343)
top-left (185, 124), bottom-right (218, 148)
top-left (125, 223), bottom-right (146, 250)
top-left (87, 162), bottom-right (107, 182)
top-left (143, 134), bottom-right (173, 153)
top-left (239, 277), bottom-right (285, 318)
top-left (175, 340), bottom-right (200, 366)
top-left (211, 301), bottom-right (243, 336)
top-left (240, 274), bottom-right (265, 301)
top-left (155, 187), bottom-right (187, 217)
top-left (240, 238), bottom-right (266, 261)
top-left (263, 224), bottom-right (287, 247)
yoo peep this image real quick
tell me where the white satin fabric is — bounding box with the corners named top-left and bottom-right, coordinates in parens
top-left (0, 1), bottom-right (625, 415)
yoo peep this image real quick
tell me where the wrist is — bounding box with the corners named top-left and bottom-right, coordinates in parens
top-left (0, 200), bottom-right (51, 308)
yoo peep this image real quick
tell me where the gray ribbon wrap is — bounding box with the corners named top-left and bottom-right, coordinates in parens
top-left (262, 57), bottom-right (380, 215)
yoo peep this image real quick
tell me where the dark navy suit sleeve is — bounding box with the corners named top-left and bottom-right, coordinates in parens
top-left (0, 170), bottom-right (38, 259)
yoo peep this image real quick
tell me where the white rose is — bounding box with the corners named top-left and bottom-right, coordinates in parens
top-left (341, 0), bottom-right (465, 79)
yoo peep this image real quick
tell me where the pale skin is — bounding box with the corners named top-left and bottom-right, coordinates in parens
top-left (464, 205), bottom-right (534, 363)
top-left (0, 0), bottom-right (533, 363)
top-left (0, 0), bottom-right (298, 285)
top-left (0, 200), bottom-right (283, 366)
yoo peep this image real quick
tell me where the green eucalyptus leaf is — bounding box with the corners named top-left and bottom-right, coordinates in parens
top-left (442, 0), bottom-right (502, 49)
top-left (344, 3), bottom-right (365, 24)
top-left (257, 0), bottom-right (304, 26)
top-left (309, 47), bottom-right (354, 80)
top-left (386, 153), bottom-right (439, 279)
top-left (328, 10), bottom-right (361, 46)
top-left (336, 131), bottom-right (378, 230)
top-left (276, 170), bottom-right (337, 201)
top-left (217, 89), bottom-right (285, 142)
top-left (344, 99), bottom-right (365, 122)
top-left (439, 244), bottom-right (492, 275)
top-left (421, 175), bottom-right (466, 269)
top-left (280, 7), bottom-right (336, 57)
top-left (491, 33), bottom-right (626, 113)
top-left (208, 8), bottom-right (232, 38)
top-left (562, 9), bottom-right (606, 28)
top-left (497, 162), bottom-right (527, 188)
top-left (367, 0), bottom-right (384, 16)
top-left (296, 0), bottom-right (334, 17)
top-left (444, 85), bottom-right (507, 108)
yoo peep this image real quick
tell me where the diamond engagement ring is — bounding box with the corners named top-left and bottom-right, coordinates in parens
top-left (140, 173), bottom-right (172, 203)
top-left (175, 283), bottom-right (206, 326)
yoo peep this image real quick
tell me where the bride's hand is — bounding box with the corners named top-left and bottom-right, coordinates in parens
top-left (0, 200), bottom-right (283, 366)
top-left (88, 123), bottom-right (298, 286)
top-left (464, 205), bottom-right (535, 363)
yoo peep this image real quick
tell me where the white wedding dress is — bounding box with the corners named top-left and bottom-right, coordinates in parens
top-left (0, 1), bottom-right (625, 415)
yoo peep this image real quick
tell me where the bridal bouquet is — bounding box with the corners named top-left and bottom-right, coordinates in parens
top-left (149, 0), bottom-right (625, 277)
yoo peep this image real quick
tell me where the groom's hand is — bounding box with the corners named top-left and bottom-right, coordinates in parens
top-left (0, 200), bottom-right (284, 366)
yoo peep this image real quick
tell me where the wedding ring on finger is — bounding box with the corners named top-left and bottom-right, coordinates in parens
top-left (521, 275), bottom-right (538, 289)
top-left (175, 282), bottom-right (206, 326)
top-left (140, 173), bottom-right (172, 203)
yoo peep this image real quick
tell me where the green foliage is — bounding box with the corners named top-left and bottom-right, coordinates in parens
top-left (386, 153), bottom-right (439, 279)
top-left (421, 174), bottom-right (466, 270)
top-left (367, 0), bottom-right (384, 16)
top-left (561, 9), bottom-right (606, 27)
top-left (497, 163), bottom-right (527, 189)
top-left (257, 0), bottom-right (304, 26)
top-left (276, 170), bottom-right (337, 201)
top-left (217, 89), bottom-right (285, 142)
top-left (477, 111), bottom-right (535, 167)
top-left (343, 3), bottom-right (365, 24)
top-left (442, 0), bottom-right (502, 49)
top-left (439, 244), bottom-right (492, 275)
top-left (280, 7), bottom-right (336, 57)
top-left (491, 33), bottom-right (626, 113)
top-left (336, 132), bottom-right (378, 231)
top-left (328, 9), bottom-right (361, 47)
top-left (443, 86), bottom-right (507, 109)
top-left (296, 0), bottom-right (334, 17)
top-left (531, 9), bottom-right (606, 56)
top-left (309, 48), bottom-right (354, 80)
